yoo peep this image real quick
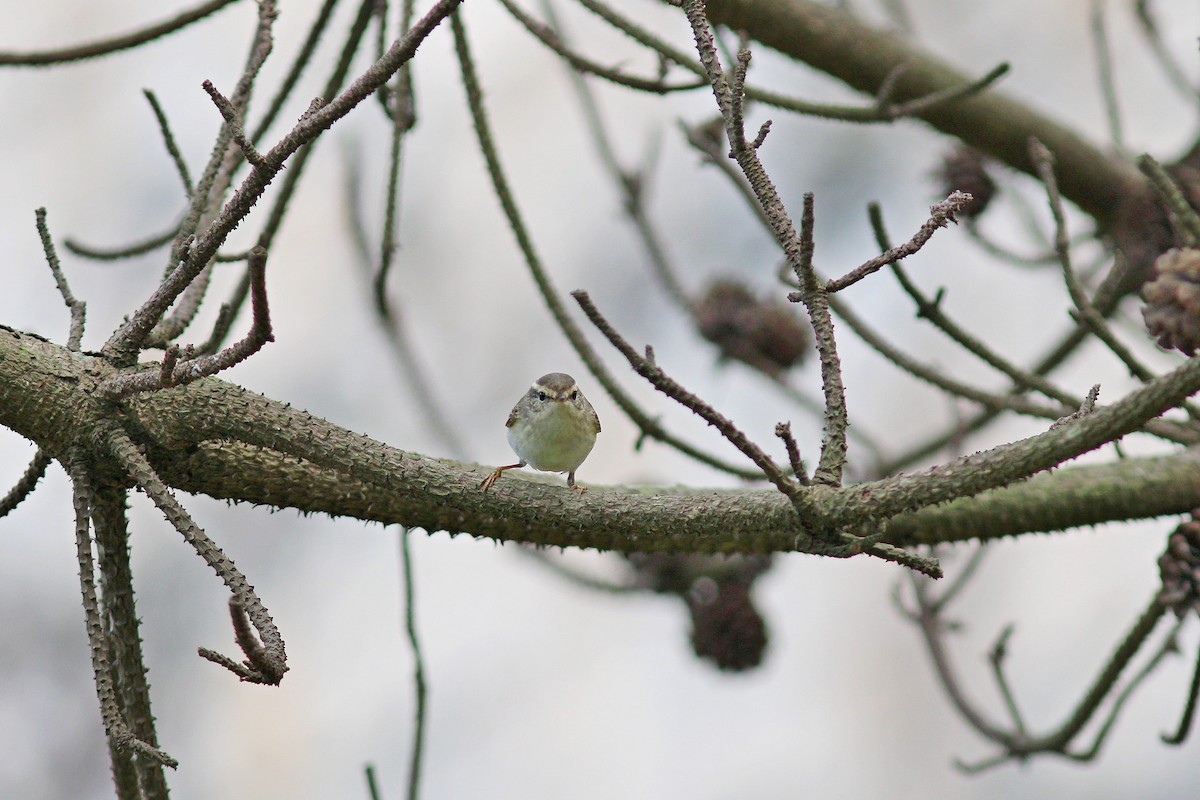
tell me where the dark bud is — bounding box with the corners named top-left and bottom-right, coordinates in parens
top-left (1142, 248), bottom-right (1200, 355)
top-left (694, 280), bottom-right (809, 376)
top-left (937, 146), bottom-right (995, 219)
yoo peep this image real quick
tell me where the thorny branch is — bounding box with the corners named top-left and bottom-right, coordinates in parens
top-left (681, 0), bottom-right (850, 486)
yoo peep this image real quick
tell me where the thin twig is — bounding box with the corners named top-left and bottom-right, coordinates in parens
top-left (399, 529), bottom-right (427, 800)
top-left (1063, 615), bottom-right (1184, 762)
top-left (102, 422), bottom-right (288, 683)
top-left (1031, 140), bottom-right (1157, 383)
top-left (143, 89), bottom-right (194, 196)
top-left (1138, 153), bottom-right (1200, 246)
top-left (1134, 0), bottom-right (1200, 104)
top-left (1090, 0), bottom-right (1124, 153)
top-left (573, 0), bottom-right (1008, 123)
top-left (868, 202), bottom-right (1082, 409)
top-left (499, 0), bottom-right (706, 93)
top-left (67, 449), bottom-right (179, 769)
top-left (35, 208), bottom-right (87, 350)
top-left (345, 145), bottom-right (469, 458)
top-left (775, 422), bottom-right (809, 485)
top-left (681, 3), bottom-right (850, 485)
top-left (251, 0), bottom-right (345, 142)
top-left (203, 80), bottom-right (271, 169)
top-left (1162, 637), bottom-right (1200, 745)
top-left (573, 290), bottom-right (800, 498)
top-left (0, 450), bottom-right (52, 520)
top-left (988, 625), bottom-right (1028, 735)
top-left (100, 247), bottom-right (273, 398)
top-left (141, 0), bottom-right (280, 353)
top-left (0, 0), bottom-right (239, 65)
top-left (827, 192), bottom-right (972, 293)
top-left (253, 0), bottom-right (380, 263)
top-left (64, 223), bottom-right (179, 262)
top-left (914, 563), bottom-right (1173, 770)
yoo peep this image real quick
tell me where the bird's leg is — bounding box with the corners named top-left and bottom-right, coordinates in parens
top-left (480, 462), bottom-right (525, 492)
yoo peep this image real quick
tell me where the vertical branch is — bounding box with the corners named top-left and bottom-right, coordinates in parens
top-left (35, 208), bottom-right (86, 351)
top-left (680, 0), bottom-right (849, 485)
top-left (1030, 140), bottom-right (1156, 382)
top-left (67, 449), bottom-right (177, 791)
top-left (1090, 0), bottom-right (1124, 152)
top-left (93, 482), bottom-right (170, 798)
top-left (105, 0), bottom-right (280, 363)
top-left (399, 528), bottom-right (427, 800)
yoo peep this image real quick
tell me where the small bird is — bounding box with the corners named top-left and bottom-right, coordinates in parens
top-left (480, 372), bottom-right (600, 493)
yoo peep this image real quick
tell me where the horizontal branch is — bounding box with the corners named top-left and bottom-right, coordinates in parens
top-left (1, 326), bottom-right (1197, 555)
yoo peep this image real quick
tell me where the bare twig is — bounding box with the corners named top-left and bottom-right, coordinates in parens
top-left (573, 0), bottom-right (1008, 123)
top-left (203, 80), bottom-right (271, 169)
top-left (251, 0), bottom-right (345, 142)
top-left (253, 0), bottom-right (379, 261)
top-left (1134, 0), bottom-right (1200, 104)
top-left (1051, 384), bottom-right (1101, 429)
top-left (0, 0), bottom-right (239, 66)
top-left (572, 290), bottom-right (800, 498)
top-left (67, 449), bottom-right (178, 770)
top-left (1138, 153), bottom-right (1200, 246)
top-left (102, 422), bottom-right (288, 684)
top-left (139, 0), bottom-right (281, 354)
top-left (912, 564), bottom-right (1174, 769)
top-left (1162, 639), bottom-right (1200, 745)
top-left (100, 247), bottom-right (273, 398)
top-left (1090, 0), bottom-right (1124, 152)
top-left (868, 202), bottom-right (1083, 410)
top-left (345, 146), bottom-right (469, 458)
top-left (0, 450), bottom-right (52, 520)
top-left (499, 0), bottom-right (705, 93)
top-left (987, 625), bottom-right (1028, 735)
top-left (681, 3), bottom-right (850, 485)
top-left (1031, 140), bottom-right (1157, 383)
top-left (827, 192), bottom-right (972, 293)
top-left (197, 597), bottom-right (287, 684)
top-left (36, 208), bottom-right (87, 350)
top-left (64, 224), bottom-right (179, 262)
top-left (143, 89), bottom-right (194, 196)
top-left (774, 422), bottom-right (809, 485)
top-left (399, 529), bottom-right (427, 800)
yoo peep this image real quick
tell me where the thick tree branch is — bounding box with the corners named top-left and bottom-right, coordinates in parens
top-left (697, 0), bottom-right (1143, 228)
top-left (4, 326), bottom-right (1199, 556)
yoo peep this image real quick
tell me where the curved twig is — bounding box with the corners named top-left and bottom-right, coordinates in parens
top-left (0, 0), bottom-right (239, 66)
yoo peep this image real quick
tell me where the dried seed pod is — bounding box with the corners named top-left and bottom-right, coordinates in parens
top-left (693, 280), bottom-right (809, 376)
top-left (1158, 510), bottom-right (1200, 618)
top-left (1141, 248), bottom-right (1200, 355)
top-left (626, 553), bottom-right (773, 671)
top-left (937, 146), bottom-right (996, 219)
top-left (687, 580), bottom-right (768, 672)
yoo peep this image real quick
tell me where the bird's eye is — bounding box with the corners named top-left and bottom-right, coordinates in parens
top-left (537, 391), bottom-right (547, 402)
top-left (570, 390), bottom-right (579, 400)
